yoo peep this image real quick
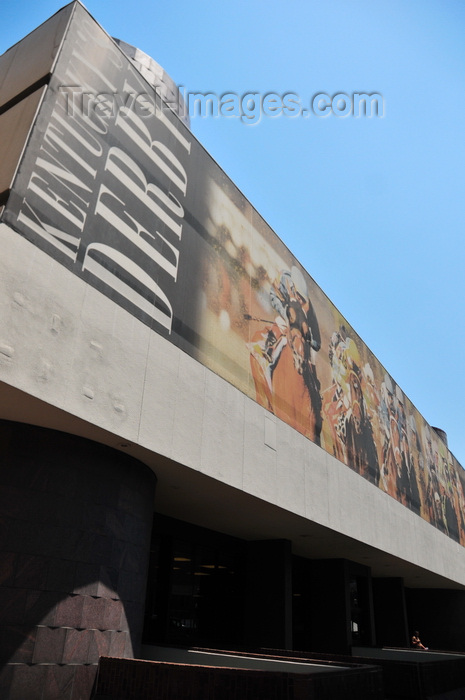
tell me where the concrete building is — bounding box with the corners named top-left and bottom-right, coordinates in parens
top-left (1, 3), bottom-right (465, 698)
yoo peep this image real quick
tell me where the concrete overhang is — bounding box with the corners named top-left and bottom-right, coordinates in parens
top-left (2, 379), bottom-right (464, 591)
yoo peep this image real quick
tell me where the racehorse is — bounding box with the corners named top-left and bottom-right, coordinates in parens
top-left (249, 321), bottom-right (322, 446)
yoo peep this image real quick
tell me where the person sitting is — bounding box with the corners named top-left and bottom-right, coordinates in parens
top-left (411, 631), bottom-right (428, 650)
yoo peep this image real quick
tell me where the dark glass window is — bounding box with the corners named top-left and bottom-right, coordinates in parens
top-left (143, 515), bottom-right (245, 648)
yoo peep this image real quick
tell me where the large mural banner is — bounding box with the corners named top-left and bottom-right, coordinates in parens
top-left (2, 1), bottom-right (465, 546)
top-left (196, 175), bottom-right (465, 546)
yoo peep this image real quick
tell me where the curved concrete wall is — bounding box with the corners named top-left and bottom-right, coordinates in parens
top-left (0, 420), bottom-right (156, 700)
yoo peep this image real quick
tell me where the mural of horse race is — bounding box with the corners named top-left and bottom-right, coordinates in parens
top-left (197, 176), bottom-right (465, 546)
top-left (3, 0), bottom-right (463, 547)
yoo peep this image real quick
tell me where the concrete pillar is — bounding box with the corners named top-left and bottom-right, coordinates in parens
top-left (372, 578), bottom-right (409, 647)
top-left (309, 560), bottom-right (351, 654)
top-left (245, 540), bottom-right (293, 650)
top-left (308, 560), bottom-right (374, 654)
top-left (0, 420), bottom-right (156, 700)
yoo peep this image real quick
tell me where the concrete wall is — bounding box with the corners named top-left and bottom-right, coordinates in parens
top-left (1, 220), bottom-right (465, 590)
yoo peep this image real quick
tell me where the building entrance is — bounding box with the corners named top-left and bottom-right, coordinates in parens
top-left (143, 515), bottom-right (246, 648)
top-left (143, 515), bottom-right (376, 655)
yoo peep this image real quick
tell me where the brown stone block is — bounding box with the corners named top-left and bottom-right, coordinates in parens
top-left (0, 625), bottom-right (36, 664)
top-left (77, 531), bottom-right (110, 567)
top-left (0, 551), bottom-right (16, 586)
top-left (0, 485), bottom-right (32, 520)
top-left (24, 589), bottom-right (61, 626)
top-left (74, 561), bottom-right (100, 596)
top-left (0, 516), bottom-right (9, 550)
top-left (54, 594), bottom-right (84, 628)
top-left (0, 586), bottom-right (27, 624)
top-left (81, 595), bottom-right (107, 630)
top-left (123, 512), bottom-right (139, 544)
top-left (71, 530), bottom-right (96, 564)
top-left (87, 628), bottom-right (111, 662)
top-left (46, 558), bottom-right (76, 593)
top-left (80, 501), bottom-right (107, 535)
top-left (6, 519), bottom-right (36, 555)
top-left (121, 543), bottom-right (144, 574)
top-left (28, 522), bottom-right (63, 559)
top-left (117, 570), bottom-right (146, 604)
top-left (103, 598), bottom-right (124, 631)
top-left (121, 601), bottom-right (144, 635)
top-left (38, 493), bottom-right (81, 529)
top-left (63, 628), bottom-right (91, 664)
top-left (53, 526), bottom-right (80, 560)
top-left (44, 464), bottom-right (79, 499)
top-left (128, 517), bottom-right (149, 547)
top-left (108, 630), bottom-right (128, 658)
top-left (43, 664), bottom-right (76, 700)
top-left (118, 486), bottom-right (146, 516)
top-left (36, 492), bottom-right (63, 525)
top-left (8, 663), bottom-right (47, 700)
top-left (124, 631), bottom-right (135, 658)
top-left (85, 475), bottom-right (119, 509)
top-left (60, 498), bottom-right (84, 528)
top-left (96, 565), bottom-right (119, 599)
top-left (0, 664), bottom-right (14, 698)
top-left (111, 539), bottom-right (127, 570)
top-left (15, 553), bottom-right (49, 590)
top-left (71, 664), bottom-right (98, 700)
top-left (5, 459), bottom-right (38, 490)
top-left (96, 534), bottom-right (115, 568)
top-left (32, 625), bottom-right (67, 663)
top-left (105, 508), bottom-right (127, 540)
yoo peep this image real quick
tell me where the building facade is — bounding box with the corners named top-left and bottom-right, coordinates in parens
top-left (1, 3), bottom-right (465, 698)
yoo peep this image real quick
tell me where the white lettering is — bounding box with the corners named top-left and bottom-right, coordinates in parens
top-left (82, 243), bottom-right (174, 332)
top-left (95, 185), bottom-right (180, 281)
top-left (43, 114), bottom-right (98, 178)
top-left (17, 203), bottom-right (81, 261)
top-left (28, 172), bottom-right (87, 231)
top-left (115, 105), bottom-right (189, 194)
top-left (105, 147), bottom-right (183, 240)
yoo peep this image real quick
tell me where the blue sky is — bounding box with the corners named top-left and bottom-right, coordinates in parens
top-left (3, 1), bottom-right (465, 465)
